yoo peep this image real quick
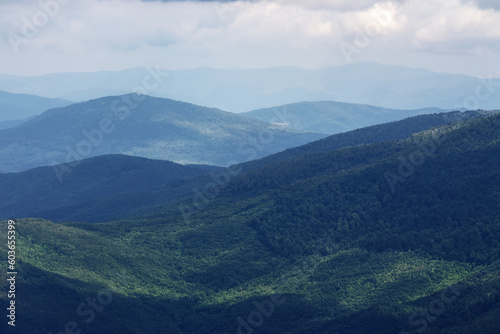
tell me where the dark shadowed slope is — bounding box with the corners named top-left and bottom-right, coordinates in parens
top-left (2, 110), bottom-right (486, 224)
top-left (0, 154), bottom-right (220, 221)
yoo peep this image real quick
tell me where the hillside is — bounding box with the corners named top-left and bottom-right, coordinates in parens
top-left (242, 101), bottom-right (444, 134)
top-left (0, 63), bottom-right (499, 112)
top-left (0, 118), bottom-right (33, 130)
top-left (0, 90), bottom-right (72, 122)
top-left (1, 113), bottom-right (499, 333)
top-left (240, 110), bottom-right (486, 172)
top-left (0, 154), bottom-right (220, 222)
top-left (0, 110), bottom-right (482, 224)
top-left (0, 94), bottom-right (325, 173)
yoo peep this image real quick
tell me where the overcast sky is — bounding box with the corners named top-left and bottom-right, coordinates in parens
top-left (1, 0), bottom-right (499, 77)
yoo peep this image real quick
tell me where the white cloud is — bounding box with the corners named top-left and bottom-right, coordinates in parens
top-left (0, 0), bottom-right (499, 77)
top-left (403, 0), bottom-right (500, 54)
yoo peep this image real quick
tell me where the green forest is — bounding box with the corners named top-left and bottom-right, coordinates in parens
top-left (1, 113), bottom-right (500, 333)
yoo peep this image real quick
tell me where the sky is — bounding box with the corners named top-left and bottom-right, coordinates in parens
top-left (0, 0), bottom-right (499, 77)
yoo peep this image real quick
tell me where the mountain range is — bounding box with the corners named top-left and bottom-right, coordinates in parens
top-left (242, 101), bottom-right (444, 134)
top-left (0, 62), bottom-right (498, 112)
top-left (0, 90), bottom-right (72, 122)
top-left (2, 112), bottom-right (499, 334)
top-left (241, 109), bottom-right (488, 171)
top-left (0, 65), bottom-right (498, 333)
top-left (0, 94), bottom-right (325, 173)
top-left (0, 110), bottom-right (489, 224)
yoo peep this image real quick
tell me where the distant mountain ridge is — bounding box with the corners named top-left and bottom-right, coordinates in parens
top-left (243, 101), bottom-right (444, 134)
top-left (0, 117), bottom-right (34, 130)
top-left (0, 90), bottom-right (72, 122)
top-left (0, 94), bottom-right (325, 173)
top-left (0, 63), bottom-right (499, 112)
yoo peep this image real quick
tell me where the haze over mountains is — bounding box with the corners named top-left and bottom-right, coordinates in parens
top-left (0, 109), bottom-right (488, 224)
top-left (0, 58), bottom-right (498, 334)
top-left (0, 94), bottom-right (325, 173)
top-left (243, 101), bottom-right (444, 134)
top-left (1, 0), bottom-right (499, 331)
top-left (0, 90), bottom-right (72, 122)
top-left (0, 62), bottom-right (498, 112)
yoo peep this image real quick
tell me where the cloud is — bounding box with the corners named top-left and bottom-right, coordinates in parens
top-left (465, 0), bottom-right (500, 11)
top-left (401, 0), bottom-right (500, 54)
top-left (0, 0), bottom-right (499, 77)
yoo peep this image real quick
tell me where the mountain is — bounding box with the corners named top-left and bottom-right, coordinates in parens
top-left (0, 110), bottom-right (484, 224)
top-left (242, 101), bottom-right (444, 134)
top-left (0, 94), bottom-right (325, 173)
top-left (0, 117), bottom-right (31, 130)
top-left (0, 63), bottom-right (499, 112)
top-left (2, 113), bottom-right (499, 334)
top-left (241, 110), bottom-right (487, 171)
top-left (0, 154), bottom-right (221, 222)
top-left (0, 90), bottom-right (72, 122)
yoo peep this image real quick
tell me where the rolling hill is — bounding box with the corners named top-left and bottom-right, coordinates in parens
top-left (0, 110), bottom-right (484, 224)
top-left (0, 94), bottom-right (325, 173)
top-left (242, 101), bottom-right (444, 134)
top-left (0, 154), bottom-right (221, 222)
top-left (0, 90), bottom-right (72, 122)
top-left (2, 113), bottom-right (499, 333)
top-left (240, 109), bottom-right (487, 172)
top-left (0, 118), bottom-right (31, 130)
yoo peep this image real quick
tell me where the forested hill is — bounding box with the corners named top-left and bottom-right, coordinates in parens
top-left (222, 113), bottom-right (500, 263)
top-left (0, 154), bottom-right (221, 221)
top-left (240, 109), bottom-right (486, 172)
top-left (0, 94), bottom-right (325, 173)
top-left (0, 110), bottom-right (482, 224)
top-left (2, 113), bottom-right (499, 334)
top-left (242, 100), bottom-right (444, 134)
top-left (0, 89), bottom-right (72, 122)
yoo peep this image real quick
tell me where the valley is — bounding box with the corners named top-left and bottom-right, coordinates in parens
top-left (2, 1), bottom-right (499, 332)
top-left (1, 101), bottom-right (499, 333)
